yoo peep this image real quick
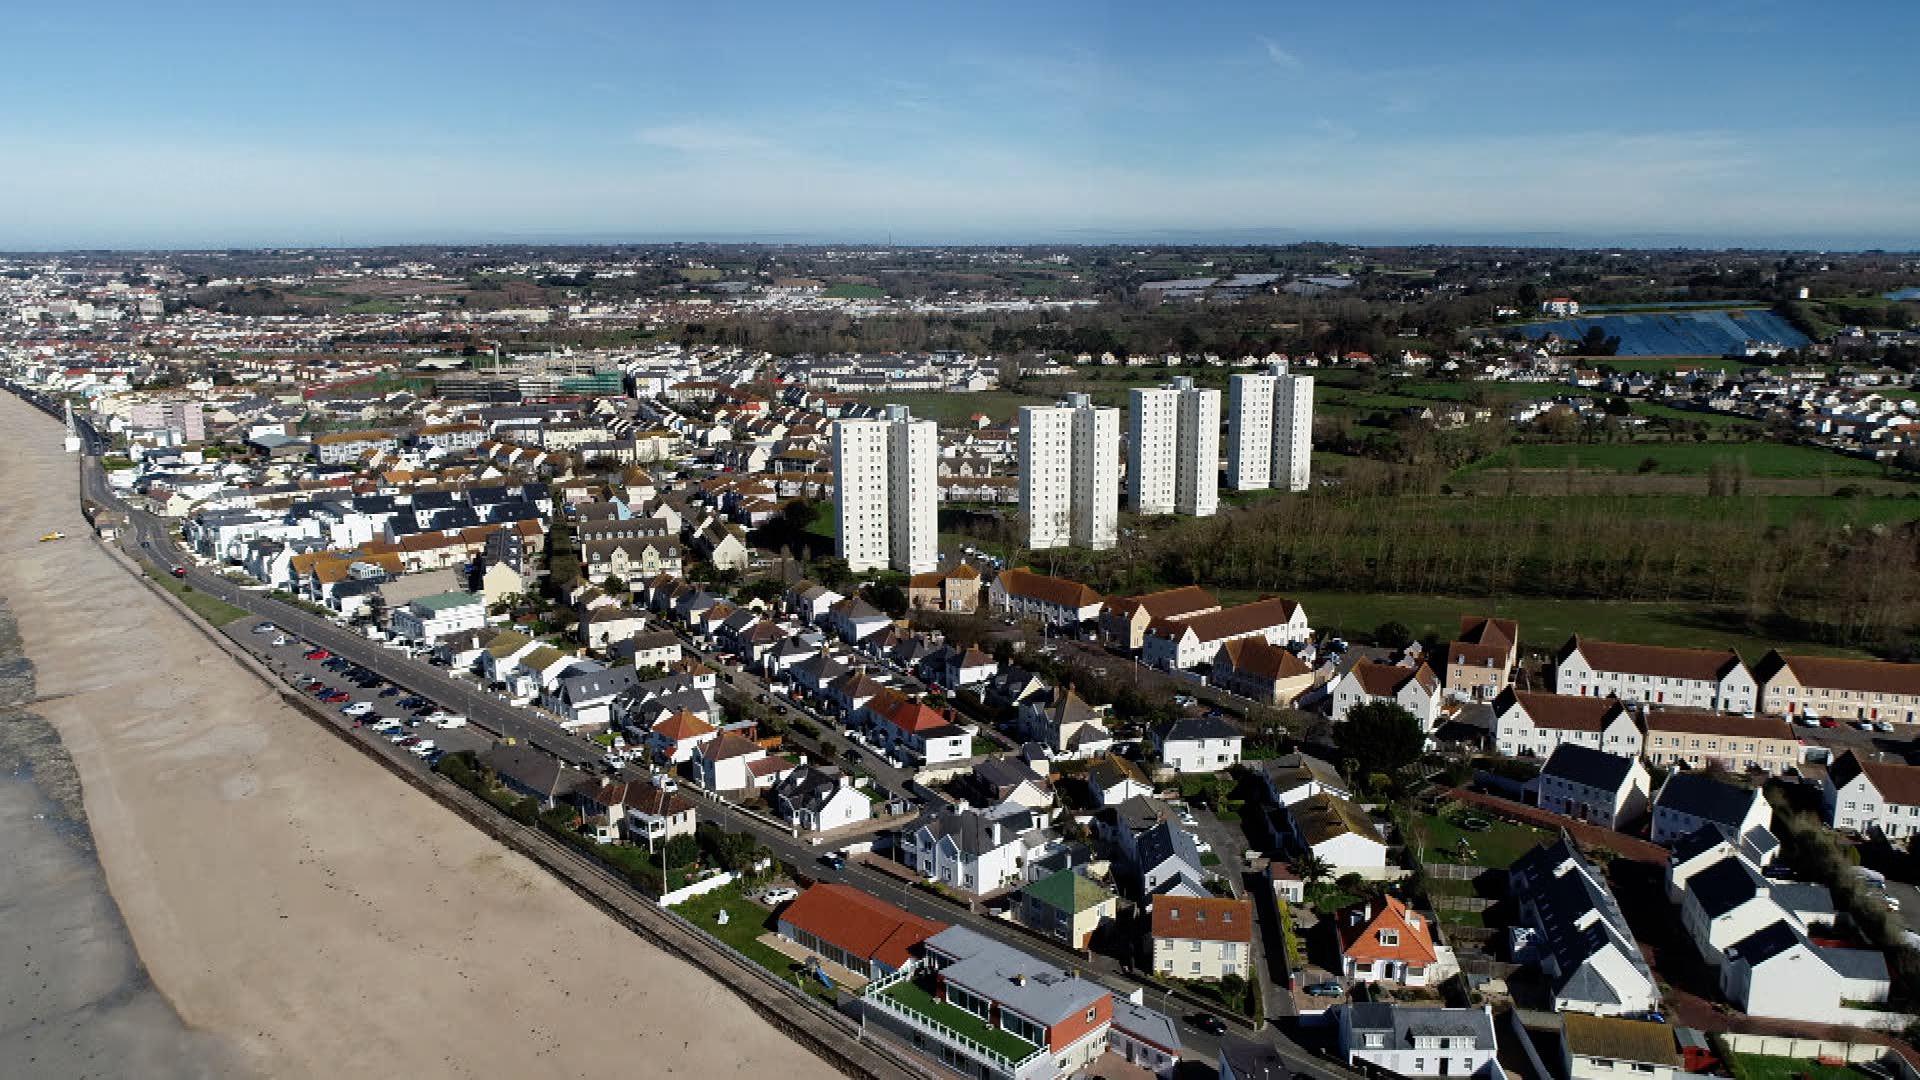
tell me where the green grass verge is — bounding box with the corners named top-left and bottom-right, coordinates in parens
top-left (1728, 1053), bottom-right (1861, 1080)
top-left (147, 568), bottom-right (249, 626)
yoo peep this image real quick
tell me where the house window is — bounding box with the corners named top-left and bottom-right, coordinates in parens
top-left (1365, 1034), bottom-right (1385, 1049)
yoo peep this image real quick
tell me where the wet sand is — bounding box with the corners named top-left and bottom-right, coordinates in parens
top-left (0, 392), bottom-right (839, 1079)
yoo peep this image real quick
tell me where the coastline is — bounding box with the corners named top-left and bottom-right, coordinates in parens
top-left (0, 391), bottom-right (840, 1078)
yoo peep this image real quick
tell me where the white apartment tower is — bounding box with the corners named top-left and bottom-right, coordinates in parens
top-left (1020, 394), bottom-right (1119, 551)
top-left (1228, 361), bottom-right (1314, 493)
top-left (832, 405), bottom-right (938, 575)
top-left (1129, 377), bottom-right (1219, 517)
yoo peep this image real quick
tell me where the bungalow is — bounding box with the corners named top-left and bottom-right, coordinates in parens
top-left (1561, 1014), bottom-right (1681, 1080)
top-left (1255, 751), bottom-right (1348, 807)
top-left (776, 883), bottom-right (947, 980)
top-left (1526, 743), bottom-right (1651, 830)
top-left (1151, 895), bottom-right (1253, 981)
top-left (1141, 596), bottom-right (1309, 671)
top-left (985, 666), bottom-right (1053, 710)
top-left (1493, 689), bottom-right (1641, 760)
top-left (988, 568), bottom-right (1104, 629)
top-left (480, 742), bottom-right (588, 809)
top-left (1331, 659), bottom-right (1441, 731)
top-left (1286, 793), bottom-right (1388, 874)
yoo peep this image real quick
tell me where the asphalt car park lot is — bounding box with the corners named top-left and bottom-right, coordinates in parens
top-left (223, 622), bottom-right (492, 761)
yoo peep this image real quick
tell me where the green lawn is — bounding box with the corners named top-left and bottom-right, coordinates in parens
top-left (146, 569), bottom-right (249, 626)
top-left (882, 978), bottom-right (1038, 1062)
top-left (1729, 1053), bottom-right (1862, 1080)
top-left (849, 390), bottom-right (1055, 426)
top-left (1406, 800), bottom-right (1548, 869)
top-left (824, 283), bottom-right (884, 299)
top-left (1253, 588), bottom-right (1874, 661)
top-left (669, 884), bottom-right (809, 986)
top-left (1462, 441), bottom-right (1894, 478)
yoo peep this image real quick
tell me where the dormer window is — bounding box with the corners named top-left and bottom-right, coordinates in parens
top-left (1378, 930), bottom-right (1399, 946)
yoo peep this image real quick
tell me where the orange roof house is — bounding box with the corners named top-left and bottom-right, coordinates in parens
top-left (774, 883), bottom-right (948, 979)
top-left (1336, 895), bottom-right (1440, 986)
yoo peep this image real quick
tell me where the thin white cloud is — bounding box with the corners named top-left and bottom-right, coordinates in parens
top-left (1258, 35), bottom-right (1303, 71)
top-left (635, 123), bottom-right (772, 154)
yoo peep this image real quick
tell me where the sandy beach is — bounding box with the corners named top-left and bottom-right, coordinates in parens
top-left (0, 391), bottom-right (840, 1079)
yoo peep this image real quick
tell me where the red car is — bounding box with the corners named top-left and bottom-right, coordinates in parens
top-left (323, 691), bottom-right (351, 704)
top-left (169, 566), bottom-right (187, 579)
top-left (304, 648), bottom-right (331, 661)
top-left (1820, 718), bottom-right (1838, 728)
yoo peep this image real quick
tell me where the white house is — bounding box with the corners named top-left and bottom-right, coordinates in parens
top-left (1152, 715), bottom-right (1243, 774)
top-left (1649, 772), bottom-right (1773, 850)
top-left (769, 764), bottom-right (872, 833)
top-left (987, 568), bottom-right (1104, 628)
top-left (1332, 660), bottom-right (1441, 731)
top-left (1509, 838), bottom-right (1661, 1017)
top-left (1492, 689), bottom-right (1642, 760)
top-left (1335, 1004), bottom-right (1501, 1080)
top-left (1721, 920), bottom-right (1889, 1025)
top-left (1139, 596), bottom-right (1309, 671)
top-left (898, 803), bottom-right (1045, 895)
top-left (1561, 1014), bottom-right (1681, 1080)
top-left (389, 590), bottom-right (487, 643)
top-left (1555, 636), bottom-right (1756, 713)
top-left (1286, 793), bottom-right (1389, 874)
top-left (1525, 744), bottom-right (1650, 830)
top-left (1824, 750), bottom-right (1920, 840)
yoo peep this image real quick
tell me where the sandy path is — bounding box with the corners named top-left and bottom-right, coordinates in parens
top-left (0, 393), bottom-right (840, 1079)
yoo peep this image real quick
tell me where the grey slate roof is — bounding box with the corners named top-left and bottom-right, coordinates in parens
top-left (1538, 742), bottom-right (1637, 792)
top-left (1655, 772), bottom-right (1761, 828)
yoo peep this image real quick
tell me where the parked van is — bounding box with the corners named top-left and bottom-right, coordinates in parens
top-left (431, 714), bottom-right (468, 729)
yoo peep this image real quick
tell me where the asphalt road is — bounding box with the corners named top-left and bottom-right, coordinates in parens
top-left (50, 404), bottom-right (1356, 1080)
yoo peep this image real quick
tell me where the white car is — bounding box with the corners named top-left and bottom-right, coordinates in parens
top-left (340, 702), bottom-right (374, 717)
top-left (252, 622), bottom-right (276, 634)
top-left (1887, 895), bottom-right (1903, 912)
top-left (759, 886), bottom-right (799, 906)
top-left (272, 635), bottom-right (290, 646)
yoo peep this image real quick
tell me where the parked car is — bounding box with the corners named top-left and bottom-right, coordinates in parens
top-left (431, 715), bottom-right (468, 730)
top-left (1189, 1014), bottom-right (1228, 1035)
top-left (1305, 982), bottom-right (1344, 998)
top-left (340, 702), bottom-right (374, 717)
top-left (252, 622), bottom-right (276, 634)
top-left (170, 566), bottom-right (187, 579)
top-left (304, 648), bottom-right (331, 660)
top-left (1821, 718), bottom-right (1838, 729)
top-left (759, 886), bottom-right (799, 905)
top-left (271, 635), bottom-right (291, 647)
top-left (378, 686), bottom-right (400, 698)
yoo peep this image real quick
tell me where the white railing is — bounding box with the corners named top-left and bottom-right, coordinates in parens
top-left (860, 963), bottom-right (1047, 1074)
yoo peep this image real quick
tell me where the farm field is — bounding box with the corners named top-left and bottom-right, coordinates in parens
top-left (849, 389), bottom-right (1053, 425)
top-left (1224, 588), bottom-right (1875, 661)
top-left (1459, 441), bottom-right (1897, 478)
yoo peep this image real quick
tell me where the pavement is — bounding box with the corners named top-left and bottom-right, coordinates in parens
top-left (61, 411), bottom-right (1358, 1080)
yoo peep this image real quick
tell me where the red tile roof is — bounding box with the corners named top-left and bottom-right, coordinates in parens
top-left (776, 884), bottom-right (947, 971)
top-left (1151, 895), bottom-right (1252, 944)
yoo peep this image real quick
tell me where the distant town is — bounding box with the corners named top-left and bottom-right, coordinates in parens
top-left (7, 241), bottom-right (1920, 1080)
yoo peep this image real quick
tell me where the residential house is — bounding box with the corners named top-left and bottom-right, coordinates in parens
top-left (1332, 659), bottom-right (1441, 731)
top-left (1824, 750), bottom-right (1920, 839)
top-left (1650, 772), bottom-right (1772, 849)
top-left (692, 733), bottom-right (793, 792)
top-left (1336, 895), bottom-right (1442, 987)
top-left (769, 764), bottom-right (873, 833)
top-left (907, 563), bottom-right (982, 613)
top-left (1642, 708), bottom-right (1799, 775)
top-left (1211, 637), bottom-right (1315, 706)
top-left (614, 629), bottom-right (682, 671)
top-left (1286, 793), bottom-right (1388, 874)
top-left (985, 667), bottom-right (1052, 710)
top-left (1151, 895), bottom-right (1253, 981)
top-left (1493, 689), bottom-right (1642, 761)
top-left (988, 568), bottom-right (1105, 629)
top-left (647, 709), bottom-right (718, 764)
top-left (1721, 919), bottom-right (1890, 1025)
top-left (968, 758), bottom-right (1054, 811)
top-left (1017, 687), bottom-right (1115, 761)
top-left (1255, 751), bottom-right (1348, 807)
top-left (861, 688), bottom-right (971, 766)
top-left (1561, 1014), bottom-right (1681, 1080)
top-left (1101, 585), bottom-right (1220, 651)
top-left (1334, 1003), bottom-right (1501, 1080)
top-left (860, 925), bottom-right (1118, 1080)
top-left (1021, 869), bottom-right (1119, 949)
top-left (1446, 616), bottom-right (1519, 702)
top-left (389, 590), bottom-right (487, 643)
top-left (1152, 715), bottom-right (1243, 774)
top-left (898, 803), bottom-right (1045, 895)
top-left (1555, 637), bottom-right (1756, 713)
top-left (1677, 848), bottom-right (1829, 965)
top-left (578, 778), bottom-right (695, 846)
top-left (776, 883), bottom-right (948, 980)
top-left (1141, 596), bottom-right (1309, 671)
top-left (1132, 820), bottom-right (1210, 898)
top-left (1085, 753), bottom-right (1153, 808)
top-left (480, 743), bottom-right (587, 809)
top-left (1755, 651), bottom-right (1920, 724)
top-left (1508, 837), bottom-right (1660, 1016)
top-left (1526, 743), bottom-right (1651, 830)
top-left (580, 605), bottom-right (649, 648)
top-left (546, 666), bottom-right (639, 730)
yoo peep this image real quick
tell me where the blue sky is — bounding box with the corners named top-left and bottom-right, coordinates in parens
top-left (2, 1), bottom-right (1916, 249)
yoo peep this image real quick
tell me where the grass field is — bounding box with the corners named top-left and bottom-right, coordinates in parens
top-left (146, 568), bottom-right (249, 626)
top-left (1243, 588), bottom-right (1874, 660)
top-left (1728, 1053), bottom-right (1862, 1080)
top-left (824, 283), bottom-right (884, 299)
top-left (849, 389), bottom-right (1054, 426)
top-left (1462, 441), bottom-right (1895, 478)
top-left (1406, 800), bottom-right (1547, 869)
top-left (669, 884), bottom-right (833, 1001)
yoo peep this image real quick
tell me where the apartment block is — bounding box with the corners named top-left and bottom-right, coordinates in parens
top-left (832, 405), bottom-right (938, 575)
top-left (1128, 377), bottom-right (1219, 517)
top-left (1020, 394), bottom-right (1118, 551)
top-left (1226, 361), bottom-right (1313, 493)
